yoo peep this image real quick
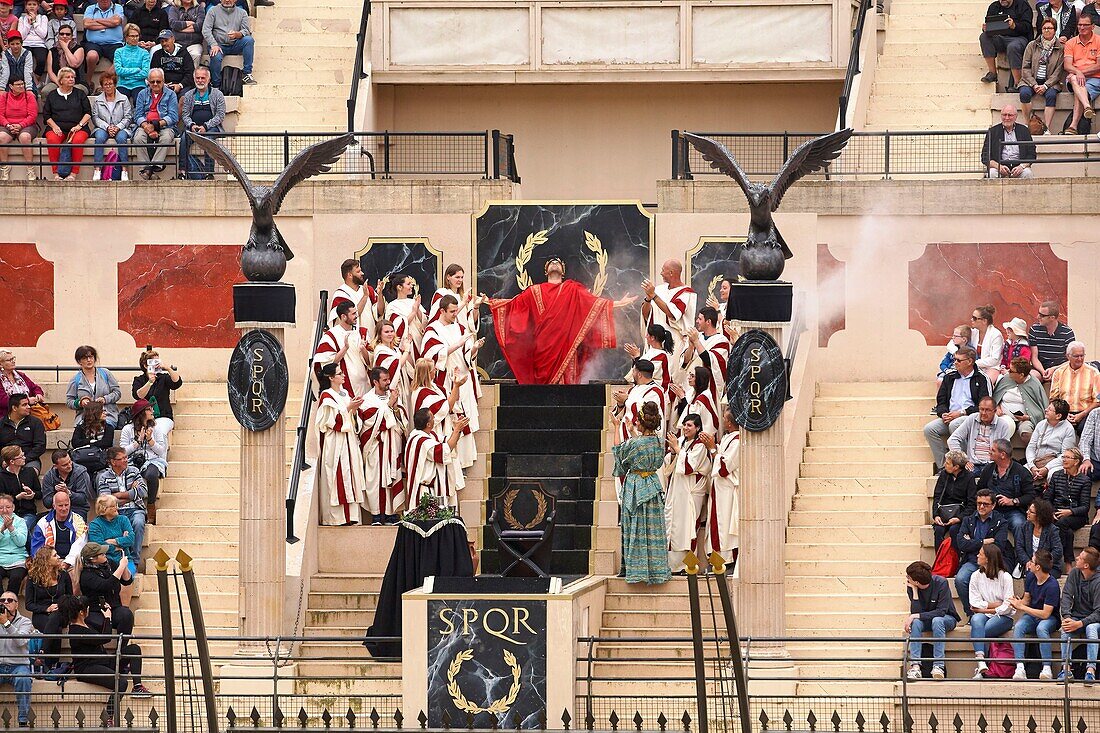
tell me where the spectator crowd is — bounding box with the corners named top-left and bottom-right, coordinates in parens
top-left (0, 0), bottom-right (253, 181)
top-left (912, 299), bottom-right (1100, 680)
top-left (0, 343), bottom-right (183, 720)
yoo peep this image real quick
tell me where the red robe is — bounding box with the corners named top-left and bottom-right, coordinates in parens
top-left (490, 279), bottom-right (616, 385)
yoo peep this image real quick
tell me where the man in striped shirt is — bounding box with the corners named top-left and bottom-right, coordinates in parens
top-left (1029, 300), bottom-right (1076, 381)
top-left (1049, 341), bottom-right (1100, 434)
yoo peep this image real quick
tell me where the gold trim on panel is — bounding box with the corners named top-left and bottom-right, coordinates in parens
top-left (685, 234), bottom-right (746, 281)
top-left (353, 236), bottom-right (445, 284)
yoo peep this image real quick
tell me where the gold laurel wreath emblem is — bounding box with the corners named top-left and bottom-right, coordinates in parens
top-left (503, 489), bottom-right (548, 530)
top-left (706, 274), bottom-right (723, 300)
top-left (514, 230), bottom-right (609, 296)
top-left (447, 649), bottom-right (522, 715)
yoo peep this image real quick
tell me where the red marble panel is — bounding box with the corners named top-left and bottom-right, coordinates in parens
top-left (0, 243), bottom-right (54, 347)
top-left (817, 243), bottom-right (845, 347)
top-left (908, 243), bottom-right (1067, 345)
top-left (118, 245), bottom-right (245, 348)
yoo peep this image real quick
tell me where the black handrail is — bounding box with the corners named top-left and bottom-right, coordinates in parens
top-left (838, 0), bottom-right (873, 128)
top-left (347, 0), bottom-right (373, 132)
top-left (285, 290), bottom-right (328, 544)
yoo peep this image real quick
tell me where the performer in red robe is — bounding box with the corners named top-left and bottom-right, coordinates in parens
top-left (488, 258), bottom-right (637, 384)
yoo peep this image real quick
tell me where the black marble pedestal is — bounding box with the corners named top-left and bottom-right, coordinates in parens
top-left (727, 281), bottom-right (793, 323)
top-left (233, 281), bottom-right (296, 324)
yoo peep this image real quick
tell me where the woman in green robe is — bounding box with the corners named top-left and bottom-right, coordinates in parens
top-left (611, 401), bottom-right (671, 585)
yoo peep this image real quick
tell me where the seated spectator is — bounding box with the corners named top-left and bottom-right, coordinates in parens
top-left (0, 590), bottom-right (35, 728)
top-left (993, 356), bottom-right (1046, 443)
top-left (1045, 447), bottom-right (1091, 573)
top-left (119, 399), bottom-right (165, 525)
top-left (78, 538), bottom-right (133, 622)
top-left (937, 324), bottom-right (973, 382)
top-left (905, 560), bottom-right (961, 680)
top-left (128, 0), bottom-right (168, 48)
top-left (0, 79), bottom-right (37, 181)
top-left (179, 66), bottom-right (224, 179)
top-left (969, 543), bottom-right (1015, 677)
top-left (1029, 300), bottom-right (1075, 381)
top-left (42, 23), bottom-right (86, 97)
top-left (981, 105), bottom-right (1034, 178)
top-left (0, 394), bottom-right (46, 474)
top-left (17, 0), bottom-right (50, 76)
top-left (0, 32), bottom-right (36, 94)
top-left (1080, 408), bottom-right (1100, 480)
top-left (131, 67), bottom-right (177, 180)
top-left (150, 29), bottom-right (193, 96)
top-left (976, 438), bottom-right (1034, 534)
top-left (1015, 498), bottom-right (1064, 579)
top-left (46, 0), bottom-right (75, 47)
top-left (948, 396), bottom-right (1013, 473)
top-left (1049, 341), bottom-right (1100, 433)
top-left (1059, 546), bottom-right (1100, 681)
top-left (1063, 14), bottom-right (1100, 134)
top-left (932, 450), bottom-right (977, 551)
top-left (0, 353), bottom-right (43, 416)
top-left (979, 0), bottom-right (1034, 90)
top-left (90, 69), bottom-right (132, 181)
top-left (202, 0), bottom-right (255, 88)
top-left (31, 488), bottom-right (87, 570)
top-left (70, 403), bottom-right (113, 476)
top-left (956, 488), bottom-right (1011, 619)
top-left (1039, 0), bottom-right (1077, 43)
top-left (41, 449), bottom-right (93, 520)
top-left (1025, 399), bottom-right (1077, 486)
top-left (924, 347), bottom-right (991, 472)
top-left (25, 547), bottom-right (73, 674)
top-left (1000, 317), bottom-right (1034, 371)
top-left (131, 348), bottom-right (180, 433)
top-left (166, 0), bottom-right (204, 69)
top-left (1010, 549), bottom-right (1061, 680)
top-left (0, 1), bottom-right (15, 44)
top-left (971, 305), bottom-right (1005, 381)
top-left (42, 67), bottom-right (91, 181)
top-left (58, 593), bottom-right (149, 723)
top-left (82, 0), bottom-right (125, 83)
top-left (114, 23), bottom-right (149, 103)
top-left (1020, 16), bottom-right (1062, 132)
top-left (0, 447), bottom-right (40, 538)
top-left (0, 496), bottom-right (27, 595)
top-left (94, 454), bottom-right (145, 573)
top-left (65, 345), bottom-right (121, 429)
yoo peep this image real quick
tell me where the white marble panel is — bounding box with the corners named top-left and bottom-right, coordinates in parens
top-left (541, 6), bottom-right (680, 65)
top-left (389, 7), bottom-right (530, 66)
top-left (692, 5), bottom-right (832, 64)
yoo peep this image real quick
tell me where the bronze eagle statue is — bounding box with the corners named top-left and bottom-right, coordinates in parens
top-left (683, 129), bottom-right (853, 280)
top-left (189, 133), bottom-right (356, 282)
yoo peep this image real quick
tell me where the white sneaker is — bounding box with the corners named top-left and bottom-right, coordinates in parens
top-left (26, 169), bottom-right (36, 181)
top-left (0, 165), bottom-right (9, 181)
top-left (92, 169), bottom-right (102, 181)
top-left (121, 169), bottom-right (128, 181)
top-left (931, 666), bottom-right (945, 679)
top-left (1040, 666), bottom-right (1054, 680)
top-left (906, 664), bottom-right (922, 680)
top-left (1013, 665), bottom-right (1027, 680)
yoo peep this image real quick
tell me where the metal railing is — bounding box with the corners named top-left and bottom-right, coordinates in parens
top-left (347, 0), bottom-right (373, 132)
top-left (286, 290), bottom-right (328, 543)
top-left (838, 0), bottom-right (873, 129)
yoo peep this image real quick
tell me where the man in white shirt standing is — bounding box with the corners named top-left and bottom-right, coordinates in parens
top-left (313, 302), bottom-right (372, 398)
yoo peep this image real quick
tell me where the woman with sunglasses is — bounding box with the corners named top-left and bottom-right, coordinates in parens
top-left (42, 22), bottom-right (85, 96)
top-left (970, 304), bottom-right (1005, 384)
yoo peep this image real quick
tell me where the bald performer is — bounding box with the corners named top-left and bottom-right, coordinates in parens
top-left (642, 259), bottom-right (697, 358)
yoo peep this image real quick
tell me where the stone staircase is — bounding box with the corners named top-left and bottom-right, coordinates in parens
top-left (238, 0), bottom-right (361, 132)
top-left (866, 0), bottom-right (991, 130)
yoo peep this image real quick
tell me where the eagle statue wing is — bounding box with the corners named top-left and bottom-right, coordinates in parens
top-left (267, 134), bottom-right (356, 216)
top-left (768, 128), bottom-right (853, 210)
top-left (188, 133), bottom-right (260, 211)
top-left (682, 132), bottom-right (754, 202)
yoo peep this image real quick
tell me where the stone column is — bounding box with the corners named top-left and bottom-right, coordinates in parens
top-left (733, 320), bottom-right (791, 663)
top-left (237, 325), bottom-right (287, 654)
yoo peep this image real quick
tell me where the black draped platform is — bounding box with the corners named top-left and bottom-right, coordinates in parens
top-left (363, 518), bottom-right (474, 659)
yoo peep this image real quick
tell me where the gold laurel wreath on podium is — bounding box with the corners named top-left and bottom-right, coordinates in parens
top-left (446, 649), bottom-right (522, 715)
top-left (503, 489), bottom-right (548, 530)
top-left (515, 230), bottom-right (608, 296)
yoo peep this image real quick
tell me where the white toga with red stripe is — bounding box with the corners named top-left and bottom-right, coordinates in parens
top-left (663, 436), bottom-right (711, 572)
top-left (312, 325), bottom-right (371, 398)
top-left (644, 284), bottom-right (697, 356)
top-left (316, 388), bottom-right (367, 526)
top-left (411, 385), bottom-right (466, 492)
top-left (421, 320), bottom-right (481, 468)
top-left (705, 431), bottom-right (739, 563)
top-left (403, 429), bottom-right (459, 508)
top-left (358, 389), bottom-right (407, 516)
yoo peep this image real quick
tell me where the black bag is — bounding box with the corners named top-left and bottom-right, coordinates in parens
top-left (220, 66), bottom-right (244, 97)
top-left (70, 445), bottom-right (107, 474)
top-left (936, 503), bottom-right (963, 523)
top-left (1063, 113), bottom-right (1092, 135)
top-left (116, 406), bottom-right (133, 427)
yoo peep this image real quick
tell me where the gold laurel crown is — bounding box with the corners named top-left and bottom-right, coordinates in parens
top-left (503, 489), bottom-right (548, 530)
top-left (446, 649), bottom-right (522, 715)
top-left (515, 230), bottom-right (608, 296)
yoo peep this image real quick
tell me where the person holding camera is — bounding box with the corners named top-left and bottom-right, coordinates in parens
top-left (94, 450), bottom-right (146, 572)
top-left (118, 399), bottom-right (166, 526)
top-left (78, 541), bottom-right (133, 634)
top-left (0, 590), bottom-right (36, 727)
top-left (130, 347), bottom-right (181, 435)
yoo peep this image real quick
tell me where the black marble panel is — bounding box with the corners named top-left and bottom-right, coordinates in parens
top-left (726, 329), bottom-right (787, 432)
top-left (355, 239), bottom-right (441, 301)
top-left (426, 599), bottom-right (548, 729)
top-left (687, 238), bottom-right (744, 305)
top-left (226, 329), bottom-right (289, 431)
top-left (474, 204), bottom-right (654, 381)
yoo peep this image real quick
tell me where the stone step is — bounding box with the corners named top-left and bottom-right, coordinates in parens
top-left (251, 57), bottom-right (353, 72)
top-left (785, 610), bottom-right (908, 630)
top-left (601, 610), bottom-right (694, 628)
top-left (306, 609), bottom-right (379, 627)
top-left (873, 81), bottom-right (992, 99)
top-left (170, 444), bottom-right (295, 462)
top-left (788, 508), bottom-right (926, 526)
top-left (135, 607), bottom-right (237, 628)
top-left (812, 396), bottom-right (932, 416)
top-left (784, 542), bottom-right (920, 561)
top-left (882, 41), bottom-right (996, 58)
top-left (298, 640), bottom-right (374, 659)
top-left (142, 539), bottom-right (238, 558)
top-left (594, 643), bottom-right (694, 660)
top-left (307, 591), bottom-right (381, 610)
top-left (882, 26), bottom-right (983, 43)
top-left (147, 524), bottom-right (238, 542)
top-left (876, 54), bottom-right (985, 71)
top-left (603, 593), bottom-right (692, 611)
top-left (304, 624), bottom-right (370, 638)
top-left (152, 508), bottom-right (238, 527)
top-left (785, 592), bottom-right (895, 613)
top-left (604, 577), bottom-right (690, 594)
top-left (887, 12), bottom-right (993, 29)
top-left (807, 430), bottom-right (926, 447)
top-left (241, 97), bottom-right (351, 114)
top-left (870, 94), bottom-right (992, 114)
top-left (171, 413), bottom-right (295, 430)
top-left (141, 556), bottom-right (237, 575)
top-left (786, 525), bottom-right (922, 544)
top-left (811, 415), bottom-right (930, 430)
top-left (875, 66), bottom-right (992, 84)
top-left (802, 445), bottom-right (929, 463)
top-left (785, 558), bottom-right (914, 575)
top-left (140, 572), bottom-right (240, 593)
top-left (817, 381), bottom-right (935, 397)
top-left (309, 574), bottom-right (385, 593)
top-left (791, 493), bottom-right (925, 511)
top-left (293, 676), bottom-right (402, 696)
top-left (799, 462), bottom-right (930, 478)
top-left (156, 493), bottom-right (239, 510)
top-left (254, 16), bottom-right (356, 32)
top-left (795, 476), bottom-right (931, 492)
